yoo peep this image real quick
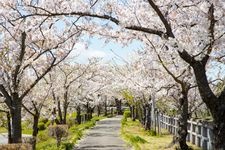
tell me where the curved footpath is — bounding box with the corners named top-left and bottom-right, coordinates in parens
top-left (74, 115), bottom-right (130, 150)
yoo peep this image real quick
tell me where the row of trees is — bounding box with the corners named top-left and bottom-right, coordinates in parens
top-left (0, 0), bottom-right (225, 149)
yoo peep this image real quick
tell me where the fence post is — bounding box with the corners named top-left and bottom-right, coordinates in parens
top-left (200, 124), bottom-right (204, 149)
top-left (166, 116), bottom-right (169, 130)
top-left (190, 120), bottom-right (193, 144)
top-left (207, 127), bottom-right (212, 150)
top-left (158, 114), bottom-right (216, 150)
top-left (157, 111), bottom-right (160, 135)
top-left (196, 123), bottom-right (199, 147)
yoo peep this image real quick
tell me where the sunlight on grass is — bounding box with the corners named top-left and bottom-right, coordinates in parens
top-left (121, 118), bottom-right (201, 150)
top-left (0, 127), bottom-right (7, 133)
top-left (36, 115), bottom-right (106, 150)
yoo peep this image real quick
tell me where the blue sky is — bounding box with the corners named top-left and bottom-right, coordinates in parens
top-left (52, 16), bottom-right (143, 64)
top-left (69, 35), bottom-right (143, 64)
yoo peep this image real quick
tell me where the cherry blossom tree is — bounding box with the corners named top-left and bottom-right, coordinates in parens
top-left (0, 1), bottom-right (82, 143)
top-left (22, 79), bottom-right (52, 149)
top-left (3, 0), bottom-right (225, 148)
top-left (49, 59), bottom-right (101, 124)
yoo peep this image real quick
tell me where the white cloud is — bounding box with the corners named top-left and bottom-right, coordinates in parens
top-left (67, 42), bottom-right (109, 63)
top-left (86, 50), bottom-right (106, 58)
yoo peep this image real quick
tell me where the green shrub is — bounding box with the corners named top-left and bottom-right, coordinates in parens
top-left (121, 117), bottom-right (127, 126)
top-left (39, 118), bottom-right (49, 124)
top-left (0, 113), bottom-right (7, 127)
top-left (70, 130), bottom-right (83, 143)
top-left (38, 131), bottom-right (49, 141)
top-left (83, 121), bottom-right (95, 129)
top-left (37, 115), bottom-right (104, 149)
top-left (91, 117), bottom-right (100, 122)
top-left (38, 122), bottom-right (46, 131)
top-left (123, 110), bottom-right (131, 120)
top-left (37, 143), bottom-right (58, 150)
top-left (45, 120), bottom-right (51, 127)
top-left (70, 112), bottom-right (77, 118)
top-left (61, 142), bottom-right (74, 150)
top-left (48, 125), bottom-right (69, 147)
top-left (121, 110), bottom-right (131, 125)
top-left (67, 118), bottom-right (75, 127)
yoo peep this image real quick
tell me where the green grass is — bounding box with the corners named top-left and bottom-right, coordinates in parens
top-left (0, 123), bottom-right (32, 134)
top-left (36, 115), bottom-right (105, 150)
top-left (121, 118), bottom-right (202, 150)
top-left (0, 114), bottom-right (105, 150)
top-left (0, 127), bottom-right (7, 133)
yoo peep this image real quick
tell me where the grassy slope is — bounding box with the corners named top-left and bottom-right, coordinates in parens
top-left (36, 115), bottom-right (105, 150)
top-left (121, 118), bottom-right (202, 150)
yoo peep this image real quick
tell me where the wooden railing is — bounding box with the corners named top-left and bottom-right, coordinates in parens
top-left (158, 114), bottom-right (213, 150)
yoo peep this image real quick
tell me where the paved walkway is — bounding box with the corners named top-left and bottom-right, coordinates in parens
top-left (74, 116), bottom-right (130, 150)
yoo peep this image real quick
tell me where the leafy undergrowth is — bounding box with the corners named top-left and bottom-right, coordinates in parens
top-left (121, 118), bottom-right (201, 150)
top-left (0, 127), bottom-right (7, 133)
top-left (36, 115), bottom-right (105, 150)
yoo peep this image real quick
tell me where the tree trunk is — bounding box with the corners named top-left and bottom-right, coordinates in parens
top-left (115, 98), bottom-right (123, 115)
top-left (86, 102), bottom-right (92, 121)
top-left (57, 100), bottom-right (63, 124)
top-left (212, 104), bottom-right (225, 149)
top-left (89, 107), bottom-right (94, 120)
top-left (192, 63), bottom-right (225, 149)
top-left (10, 93), bottom-right (22, 143)
top-left (7, 112), bottom-right (12, 143)
top-left (145, 104), bottom-right (151, 130)
top-left (97, 105), bottom-right (101, 116)
top-left (179, 52), bottom-right (225, 149)
top-left (32, 115), bottom-right (39, 150)
top-left (62, 90), bottom-right (69, 124)
top-left (110, 107), bottom-right (113, 116)
top-left (177, 91), bottom-right (189, 150)
top-left (104, 101), bottom-right (107, 116)
top-left (76, 106), bottom-right (81, 124)
top-left (135, 105), bottom-right (139, 120)
top-left (142, 105), bottom-right (146, 126)
top-left (62, 101), bottom-right (68, 124)
top-left (131, 105), bottom-right (135, 121)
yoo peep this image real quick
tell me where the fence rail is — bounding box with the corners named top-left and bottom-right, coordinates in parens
top-left (159, 114), bottom-right (213, 150)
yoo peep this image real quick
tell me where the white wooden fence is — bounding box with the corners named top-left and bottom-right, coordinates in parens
top-left (159, 114), bottom-right (213, 150)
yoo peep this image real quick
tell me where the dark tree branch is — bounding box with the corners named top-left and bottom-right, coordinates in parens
top-left (125, 26), bottom-right (164, 37)
top-left (20, 53), bottom-right (56, 100)
top-left (16, 6), bottom-right (168, 38)
top-left (13, 32), bottom-right (26, 91)
top-left (0, 85), bottom-right (12, 107)
top-left (157, 53), bottom-right (183, 85)
top-left (201, 4), bottom-right (216, 66)
top-left (178, 50), bottom-right (196, 65)
top-left (90, 0), bottom-right (99, 8)
top-left (22, 104), bottom-right (35, 116)
top-left (31, 101), bottom-right (39, 114)
top-left (147, 0), bottom-right (175, 38)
